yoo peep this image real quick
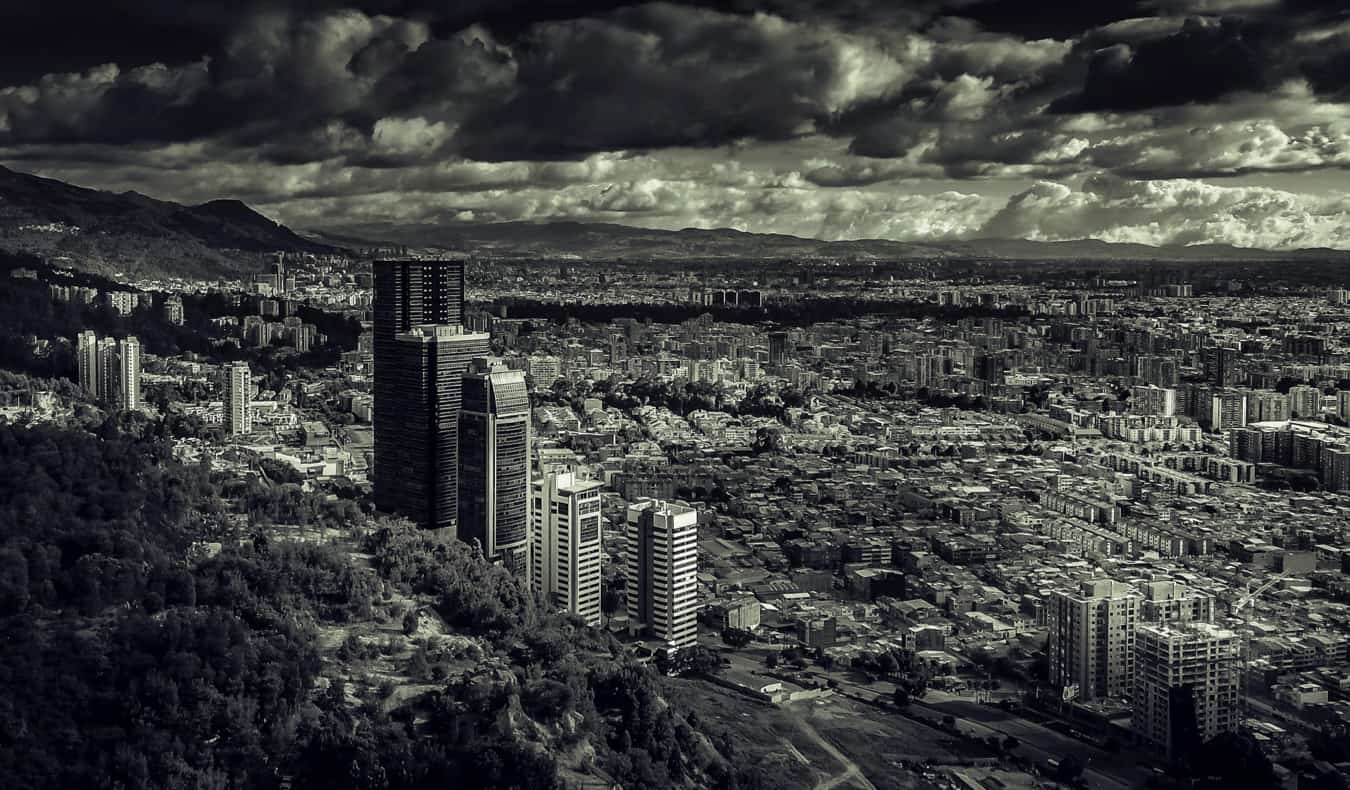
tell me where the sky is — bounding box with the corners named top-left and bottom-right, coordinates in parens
top-left (1, 0), bottom-right (1348, 249)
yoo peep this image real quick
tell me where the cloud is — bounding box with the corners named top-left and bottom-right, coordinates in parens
top-left (1087, 119), bottom-right (1350, 177)
top-left (454, 5), bottom-right (920, 160)
top-left (1051, 17), bottom-right (1283, 112)
top-left (979, 176), bottom-right (1350, 249)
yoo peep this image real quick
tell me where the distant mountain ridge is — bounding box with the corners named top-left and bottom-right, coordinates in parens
top-left (312, 219), bottom-right (1350, 263)
top-left (2, 164), bottom-right (1346, 281)
top-left (0, 165), bottom-right (341, 279)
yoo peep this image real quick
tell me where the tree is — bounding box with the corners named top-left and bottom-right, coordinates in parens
top-left (721, 627), bottom-right (753, 648)
top-left (892, 688), bottom-right (910, 708)
top-left (682, 646), bottom-right (723, 676)
top-left (402, 608), bottom-right (420, 636)
top-left (764, 653), bottom-right (780, 669)
top-left (1002, 736), bottom-right (1020, 753)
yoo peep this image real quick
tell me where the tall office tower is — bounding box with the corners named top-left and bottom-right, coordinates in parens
top-left (380, 324), bottom-right (489, 530)
top-left (459, 358), bottom-right (531, 572)
top-left (531, 472), bottom-right (604, 626)
top-left (768, 331), bottom-right (790, 368)
top-left (373, 259), bottom-right (467, 517)
top-left (226, 362), bottom-right (253, 435)
top-left (118, 337), bottom-right (141, 411)
top-left (1047, 579), bottom-right (1141, 701)
top-left (626, 499), bottom-right (700, 648)
top-left (1140, 580), bottom-right (1214, 625)
top-left (77, 330), bottom-right (99, 396)
top-left (96, 337), bottom-right (120, 405)
top-left (1133, 623), bottom-right (1240, 758)
top-left (1289, 385), bottom-right (1322, 419)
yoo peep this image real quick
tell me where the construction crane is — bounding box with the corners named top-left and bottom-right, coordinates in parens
top-left (1233, 571), bottom-right (1290, 724)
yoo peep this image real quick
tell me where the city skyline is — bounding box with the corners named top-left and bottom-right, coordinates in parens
top-left (0, 1), bottom-right (1347, 249)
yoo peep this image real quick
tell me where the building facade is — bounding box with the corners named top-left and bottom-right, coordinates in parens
top-left (531, 472), bottom-right (604, 626)
top-left (1047, 579), bottom-right (1141, 701)
top-left (381, 324), bottom-right (489, 530)
top-left (1133, 623), bottom-right (1240, 757)
top-left (372, 259), bottom-right (467, 519)
top-left (227, 362), bottom-right (252, 435)
top-left (626, 499), bottom-right (699, 648)
top-left (459, 359), bottom-right (531, 572)
top-left (118, 337), bottom-right (140, 411)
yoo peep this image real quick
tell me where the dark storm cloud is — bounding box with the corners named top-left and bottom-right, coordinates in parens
top-left (0, 0), bottom-right (1348, 251)
top-left (1050, 17), bottom-right (1287, 113)
top-left (451, 4), bottom-right (912, 160)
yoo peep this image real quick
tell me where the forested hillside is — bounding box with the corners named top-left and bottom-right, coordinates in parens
top-left (0, 411), bottom-right (781, 789)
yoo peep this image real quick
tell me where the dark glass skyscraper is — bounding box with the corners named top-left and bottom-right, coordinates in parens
top-left (373, 259), bottom-right (468, 520)
top-left (380, 324), bottom-right (490, 530)
top-left (459, 358), bottom-right (531, 571)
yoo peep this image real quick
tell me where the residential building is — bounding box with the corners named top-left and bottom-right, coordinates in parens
top-left (1139, 580), bottom-right (1214, 625)
top-left (531, 472), bottom-right (604, 626)
top-left (226, 362), bottom-right (252, 435)
top-left (1133, 623), bottom-right (1240, 758)
top-left (1047, 579), bottom-right (1141, 701)
top-left (76, 330), bottom-right (99, 397)
top-left (118, 337), bottom-right (140, 411)
top-left (626, 499), bottom-right (699, 648)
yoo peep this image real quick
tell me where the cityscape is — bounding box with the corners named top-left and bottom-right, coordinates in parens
top-left (2, 1), bottom-right (1350, 790)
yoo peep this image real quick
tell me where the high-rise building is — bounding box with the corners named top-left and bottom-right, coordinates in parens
top-left (1133, 623), bottom-right (1240, 758)
top-left (380, 324), bottom-right (489, 530)
top-left (118, 337), bottom-right (141, 411)
top-left (459, 359), bottom-right (531, 572)
top-left (373, 259), bottom-right (467, 518)
top-left (531, 472), bottom-right (604, 626)
top-left (608, 333), bottom-right (626, 366)
top-left (77, 330), bottom-right (99, 396)
top-left (768, 331), bottom-right (790, 368)
top-left (1047, 579), bottom-right (1141, 701)
top-left (226, 362), bottom-right (253, 435)
top-left (1289, 385), bottom-right (1322, 419)
top-left (163, 294), bottom-right (184, 326)
top-left (96, 337), bottom-right (119, 405)
top-left (1131, 385), bottom-right (1177, 417)
top-left (1206, 389), bottom-right (1247, 431)
top-left (626, 499), bottom-right (700, 648)
top-left (1139, 580), bottom-right (1214, 625)
top-left (1248, 391), bottom-right (1290, 423)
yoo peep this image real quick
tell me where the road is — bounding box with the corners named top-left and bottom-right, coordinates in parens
top-left (790, 714), bottom-right (877, 790)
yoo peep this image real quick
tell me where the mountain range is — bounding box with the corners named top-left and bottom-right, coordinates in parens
top-left (3, 164), bottom-right (1347, 280)
top-left (310, 220), bottom-right (1350, 263)
top-left (0, 165), bottom-right (339, 279)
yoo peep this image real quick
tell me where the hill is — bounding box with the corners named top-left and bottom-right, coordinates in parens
top-left (0, 165), bottom-right (343, 279)
top-left (314, 219), bottom-right (1350, 263)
